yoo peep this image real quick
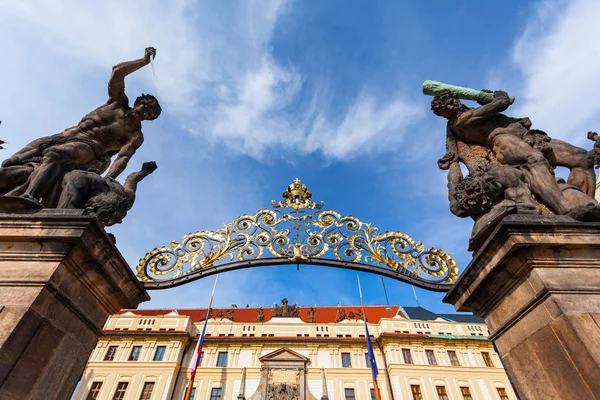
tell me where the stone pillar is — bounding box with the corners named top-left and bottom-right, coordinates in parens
top-left (0, 209), bottom-right (149, 400)
top-left (444, 215), bottom-right (600, 400)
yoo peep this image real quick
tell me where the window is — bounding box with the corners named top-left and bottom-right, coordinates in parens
top-left (436, 386), bottom-right (449, 400)
top-left (112, 382), bottom-right (128, 400)
top-left (210, 388), bottom-right (222, 400)
top-left (460, 386), bottom-right (473, 400)
top-left (185, 387), bottom-right (196, 400)
top-left (365, 353), bottom-right (370, 367)
top-left (216, 351), bottom-right (228, 367)
top-left (104, 346), bottom-right (118, 361)
top-left (426, 350), bottom-right (437, 365)
top-left (341, 352), bottom-right (352, 368)
top-left (411, 385), bottom-right (423, 400)
top-left (402, 348), bottom-right (413, 364)
top-left (497, 388), bottom-right (509, 400)
top-left (153, 346), bottom-right (166, 361)
top-left (344, 388), bottom-right (356, 400)
top-left (482, 351), bottom-right (494, 367)
top-left (370, 388), bottom-right (376, 400)
top-left (85, 382), bottom-right (103, 400)
top-left (448, 350), bottom-right (460, 366)
top-left (139, 382), bottom-right (154, 400)
top-left (199, 351), bottom-right (204, 367)
top-left (129, 346), bottom-right (142, 361)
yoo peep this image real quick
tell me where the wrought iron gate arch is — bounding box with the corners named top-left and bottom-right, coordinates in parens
top-left (137, 179), bottom-right (459, 292)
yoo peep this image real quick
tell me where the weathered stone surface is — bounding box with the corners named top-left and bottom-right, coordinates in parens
top-left (0, 209), bottom-right (149, 400)
top-left (247, 348), bottom-right (319, 400)
top-left (444, 215), bottom-right (600, 399)
top-left (0, 47), bottom-right (160, 228)
top-left (429, 83), bottom-right (600, 252)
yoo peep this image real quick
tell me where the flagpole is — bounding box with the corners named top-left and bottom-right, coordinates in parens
top-left (184, 275), bottom-right (219, 400)
top-left (357, 276), bottom-right (382, 400)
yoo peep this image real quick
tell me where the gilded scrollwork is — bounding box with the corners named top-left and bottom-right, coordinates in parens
top-left (137, 179), bottom-right (458, 284)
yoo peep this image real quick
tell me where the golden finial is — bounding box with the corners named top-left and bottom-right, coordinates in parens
top-left (272, 178), bottom-right (323, 209)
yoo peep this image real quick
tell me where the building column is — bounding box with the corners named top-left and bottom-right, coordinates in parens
top-left (232, 348), bottom-right (241, 367)
top-left (444, 216), bottom-right (600, 399)
top-left (331, 349), bottom-right (339, 368)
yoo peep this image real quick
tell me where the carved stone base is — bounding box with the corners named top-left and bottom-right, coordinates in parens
top-left (247, 348), bottom-right (319, 400)
top-left (0, 209), bottom-right (149, 400)
top-left (444, 215), bottom-right (600, 400)
top-left (0, 195), bottom-right (44, 210)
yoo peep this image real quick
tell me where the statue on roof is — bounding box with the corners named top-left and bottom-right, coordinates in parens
top-left (307, 307), bottom-right (316, 323)
top-left (226, 309), bottom-right (235, 321)
top-left (336, 307), bottom-right (346, 323)
top-left (257, 307), bottom-right (265, 322)
top-left (0, 47), bottom-right (161, 226)
top-left (424, 80), bottom-right (600, 250)
top-left (356, 309), bottom-right (364, 322)
top-left (273, 298), bottom-right (299, 317)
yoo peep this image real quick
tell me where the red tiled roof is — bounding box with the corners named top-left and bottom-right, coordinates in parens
top-left (118, 305), bottom-right (404, 324)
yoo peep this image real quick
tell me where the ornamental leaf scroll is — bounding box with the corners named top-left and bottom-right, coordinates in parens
top-left (137, 179), bottom-right (458, 285)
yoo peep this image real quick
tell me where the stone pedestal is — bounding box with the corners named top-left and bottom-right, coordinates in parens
top-left (444, 215), bottom-right (600, 400)
top-left (0, 209), bottom-right (149, 400)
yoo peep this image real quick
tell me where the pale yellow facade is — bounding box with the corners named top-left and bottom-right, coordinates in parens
top-left (72, 307), bottom-right (516, 400)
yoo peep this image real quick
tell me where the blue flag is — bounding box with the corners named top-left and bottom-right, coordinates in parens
top-left (365, 321), bottom-right (378, 380)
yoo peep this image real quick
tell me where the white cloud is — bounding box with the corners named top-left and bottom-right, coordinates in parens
top-left (512, 0), bottom-right (600, 145)
top-left (307, 94), bottom-right (423, 160)
top-left (0, 0), bottom-right (421, 161)
top-left (0, 0), bottom-right (427, 309)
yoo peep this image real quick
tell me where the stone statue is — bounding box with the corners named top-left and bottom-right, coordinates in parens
top-left (0, 47), bottom-right (161, 224)
top-left (226, 309), bottom-right (235, 321)
top-left (427, 83), bottom-right (600, 249)
top-left (273, 298), bottom-right (299, 317)
top-left (588, 131), bottom-right (600, 167)
top-left (257, 307), bottom-right (265, 322)
top-left (307, 307), bottom-right (316, 323)
top-left (56, 161), bottom-right (157, 226)
top-left (356, 309), bottom-right (364, 322)
top-left (335, 307), bottom-right (346, 323)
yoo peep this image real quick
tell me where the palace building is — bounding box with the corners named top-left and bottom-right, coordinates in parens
top-left (71, 301), bottom-right (516, 400)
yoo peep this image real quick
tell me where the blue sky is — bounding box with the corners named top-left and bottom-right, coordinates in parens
top-left (2, 0), bottom-right (600, 313)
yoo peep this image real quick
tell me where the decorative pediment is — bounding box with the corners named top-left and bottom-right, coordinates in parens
top-left (260, 348), bottom-right (309, 363)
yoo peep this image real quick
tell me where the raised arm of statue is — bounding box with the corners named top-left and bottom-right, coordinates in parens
top-left (105, 135), bottom-right (144, 179)
top-left (438, 126), bottom-right (468, 218)
top-left (107, 47), bottom-right (156, 103)
top-left (456, 90), bottom-right (512, 127)
top-left (447, 161), bottom-right (468, 218)
top-left (438, 124), bottom-right (458, 171)
top-left (122, 161), bottom-right (157, 210)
